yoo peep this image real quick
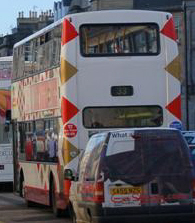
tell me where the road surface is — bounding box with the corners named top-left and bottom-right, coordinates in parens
top-left (0, 188), bottom-right (71, 223)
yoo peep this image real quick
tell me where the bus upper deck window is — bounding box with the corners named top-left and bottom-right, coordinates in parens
top-left (80, 23), bottom-right (160, 57)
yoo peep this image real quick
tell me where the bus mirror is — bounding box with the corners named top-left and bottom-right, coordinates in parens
top-left (5, 110), bottom-right (11, 122)
top-left (4, 110), bottom-right (11, 132)
top-left (64, 169), bottom-right (74, 181)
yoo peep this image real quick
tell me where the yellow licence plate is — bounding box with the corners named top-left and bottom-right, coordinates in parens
top-left (109, 186), bottom-right (141, 195)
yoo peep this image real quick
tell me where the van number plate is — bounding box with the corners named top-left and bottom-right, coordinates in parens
top-left (109, 186), bottom-right (141, 195)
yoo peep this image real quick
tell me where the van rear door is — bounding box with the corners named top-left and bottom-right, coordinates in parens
top-left (101, 130), bottom-right (150, 217)
top-left (101, 129), bottom-right (193, 215)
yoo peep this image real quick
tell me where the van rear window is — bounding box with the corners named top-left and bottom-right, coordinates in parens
top-left (102, 130), bottom-right (191, 186)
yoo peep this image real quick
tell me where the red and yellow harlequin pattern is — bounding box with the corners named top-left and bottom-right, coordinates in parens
top-left (12, 69), bottom-right (60, 121)
top-left (12, 68), bottom-right (63, 204)
top-left (60, 18), bottom-right (80, 197)
top-left (160, 16), bottom-right (181, 121)
top-left (60, 18), bottom-right (80, 169)
top-left (17, 80), bottom-right (25, 120)
top-left (12, 19), bottom-right (80, 203)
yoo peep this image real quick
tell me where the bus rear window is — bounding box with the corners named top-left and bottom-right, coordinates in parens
top-left (83, 106), bottom-right (163, 128)
top-left (80, 23), bottom-right (160, 56)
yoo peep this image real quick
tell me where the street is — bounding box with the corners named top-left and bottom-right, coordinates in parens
top-left (0, 185), bottom-right (194, 223)
top-left (0, 192), bottom-right (194, 223)
top-left (0, 185), bottom-right (71, 223)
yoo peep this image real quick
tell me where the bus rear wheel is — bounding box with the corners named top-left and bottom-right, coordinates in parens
top-left (19, 174), bottom-right (24, 198)
top-left (20, 175), bottom-right (35, 207)
top-left (51, 180), bottom-right (62, 217)
top-left (69, 203), bottom-right (77, 223)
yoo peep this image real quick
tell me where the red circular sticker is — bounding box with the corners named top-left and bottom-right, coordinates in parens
top-left (64, 123), bottom-right (77, 138)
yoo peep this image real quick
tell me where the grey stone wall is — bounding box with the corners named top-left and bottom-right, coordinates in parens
top-left (134, 0), bottom-right (182, 9)
top-left (91, 0), bottom-right (133, 10)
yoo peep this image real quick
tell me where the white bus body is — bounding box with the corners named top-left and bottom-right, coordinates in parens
top-left (0, 56), bottom-right (13, 183)
top-left (0, 144), bottom-right (13, 182)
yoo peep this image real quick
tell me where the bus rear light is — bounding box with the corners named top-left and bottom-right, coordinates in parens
top-left (63, 179), bottom-right (71, 198)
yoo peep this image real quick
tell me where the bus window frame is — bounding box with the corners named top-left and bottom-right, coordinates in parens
top-left (79, 22), bottom-right (161, 57)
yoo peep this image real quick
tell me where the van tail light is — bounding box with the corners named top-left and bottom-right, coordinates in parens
top-left (93, 182), bottom-right (104, 203)
top-left (63, 179), bottom-right (71, 199)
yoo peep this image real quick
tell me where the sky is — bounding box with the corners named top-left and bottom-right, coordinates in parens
top-left (0, 0), bottom-right (55, 35)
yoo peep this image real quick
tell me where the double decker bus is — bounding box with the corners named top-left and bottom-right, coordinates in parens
top-left (11, 10), bottom-right (181, 215)
top-left (0, 56), bottom-right (13, 185)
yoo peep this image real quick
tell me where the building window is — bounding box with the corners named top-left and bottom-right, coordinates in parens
top-left (174, 14), bottom-right (182, 44)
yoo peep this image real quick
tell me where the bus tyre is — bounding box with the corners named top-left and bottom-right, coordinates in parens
top-left (19, 176), bottom-right (24, 198)
top-left (69, 204), bottom-right (76, 223)
top-left (90, 217), bottom-right (94, 223)
top-left (51, 181), bottom-right (62, 217)
top-left (20, 176), bottom-right (35, 207)
top-left (26, 199), bottom-right (35, 208)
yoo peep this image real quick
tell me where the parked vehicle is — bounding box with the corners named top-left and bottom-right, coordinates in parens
top-left (182, 131), bottom-right (195, 148)
top-left (182, 131), bottom-right (195, 167)
top-left (182, 131), bottom-right (195, 196)
top-left (0, 56), bottom-right (13, 185)
top-left (65, 128), bottom-right (194, 223)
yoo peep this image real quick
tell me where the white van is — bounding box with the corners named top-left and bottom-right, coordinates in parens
top-left (65, 128), bottom-right (194, 223)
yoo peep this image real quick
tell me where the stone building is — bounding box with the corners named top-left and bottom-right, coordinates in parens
top-left (90, 0), bottom-right (133, 10)
top-left (0, 10), bottom-right (54, 57)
